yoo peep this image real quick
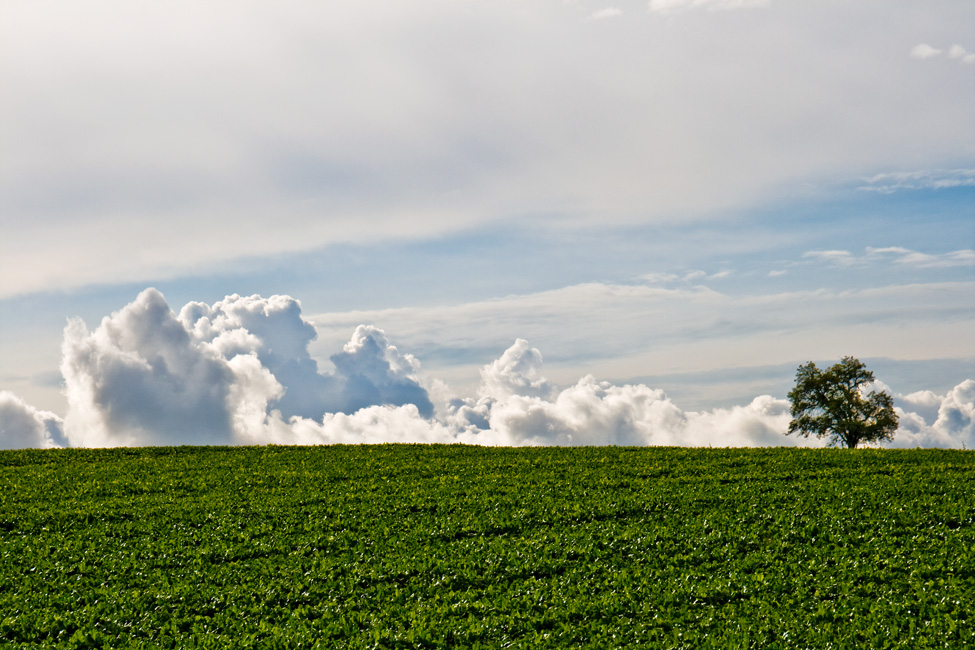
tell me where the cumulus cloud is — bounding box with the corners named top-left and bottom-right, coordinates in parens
top-left (889, 380), bottom-right (975, 449)
top-left (312, 277), bottom-right (974, 408)
top-left (0, 391), bottom-right (66, 449)
top-left (2, 289), bottom-right (971, 450)
top-left (444, 339), bottom-right (795, 447)
top-left (177, 294), bottom-right (432, 419)
top-left (948, 44), bottom-right (975, 64)
top-left (453, 377), bottom-right (688, 446)
top-left (478, 339), bottom-right (557, 400)
top-left (911, 43), bottom-right (975, 64)
top-left (60, 289), bottom-right (433, 447)
top-left (910, 44), bottom-right (943, 60)
top-left (61, 289), bottom-right (239, 447)
top-left (330, 326), bottom-right (434, 417)
top-left (46, 291), bottom-right (806, 448)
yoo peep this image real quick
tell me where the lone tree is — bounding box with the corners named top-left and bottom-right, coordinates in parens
top-left (787, 356), bottom-right (898, 448)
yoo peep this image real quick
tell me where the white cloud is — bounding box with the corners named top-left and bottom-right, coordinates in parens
top-left (859, 169), bottom-right (975, 193)
top-left (589, 7), bottom-right (622, 20)
top-left (648, 0), bottom-right (769, 14)
top-left (0, 391), bottom-right (66, 449)
top-left (459, 377), bottom-right (691, 446)
top-left (449, 342), bottom-right (969, 449)
top-left (685, 395), bottom-right (796, 447)
top-left (2, 1), bottom-right (974, 297)
top-left (909, 42), bottom-right (975, 64)
top-left (479, 339), bottom-right (558, 400)
top-left (176, 293), bottom-right (435, 419)
top-left (917, 43), bottom-right (975, 64)
top-left (952, 47), bottom-right (975, 64)
top-left (278, 350), bottom-right (973, 449)
top-left (2, 290), bottom-right (972, 449)
top-left (911, 43), bottom-right (943, 59)
top-left (889, 380), bottom-right (975, 449)
top-left (637, 270), bottom-right (728, 285)
top-left (179, 292), bottom-right (328, 419)
top-left (865, 247), bottom-right (975, 268)
top-left (60, 289), bottom-right (433, 447)
top-left (22, 291), bottom-right (811, 448)
top-left (55, 293), bottom-right (793, 448)
top-left (801, 250), bottom-right (856, 266)
top-left (802, 246), bottom-right (975, 269)
top-left (264, 405), bottom-right (456, 447)
top-left (331, 325), bottom-right (434, 417)
top-left (311, 277), bottom-right (975, 402)
top-left (639, 272), bottom-right (682, 284)
top-left (896, 389), bottom-right (943, 426)
top-left (445, 339), bottom-right (794, 447)
top-left (61, 289), bottom-right (245, 447)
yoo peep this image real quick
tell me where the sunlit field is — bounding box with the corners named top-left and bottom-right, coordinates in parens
top-left (1, 446), bottom-right (973, 648)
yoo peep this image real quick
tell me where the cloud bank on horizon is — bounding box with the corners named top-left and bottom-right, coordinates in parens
top-left (1, 290), bottom-right (971, 451)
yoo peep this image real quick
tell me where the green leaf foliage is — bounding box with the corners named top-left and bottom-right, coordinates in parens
top-left (788, 357), bottom-right (899, 448)
top-left (1, 445), bottom-right (973, 648)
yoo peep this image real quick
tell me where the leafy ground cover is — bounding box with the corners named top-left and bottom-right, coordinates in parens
top-left (1, 445), bottom-right (973, 648)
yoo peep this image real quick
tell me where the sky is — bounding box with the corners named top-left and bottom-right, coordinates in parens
top-left (1, 0), bottom-right (973, 449)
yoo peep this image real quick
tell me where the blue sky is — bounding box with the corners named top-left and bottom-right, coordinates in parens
top-left (1, 0), bottom-right (973, 448)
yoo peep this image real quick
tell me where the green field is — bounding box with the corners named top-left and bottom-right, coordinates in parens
top-left (1, 446), bottom-right (973, 648)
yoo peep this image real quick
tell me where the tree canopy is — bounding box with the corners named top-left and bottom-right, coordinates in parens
top-left (787, 356), bottom-right (898, 449)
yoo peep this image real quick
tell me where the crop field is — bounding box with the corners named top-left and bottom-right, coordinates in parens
top-left (1, 446), bottom-right (973, 649)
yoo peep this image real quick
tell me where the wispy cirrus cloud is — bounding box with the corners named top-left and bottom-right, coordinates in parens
top-left (801, 250), bottom-right (857, 266)
top-left (858, 169), bottom-right (975, 194)
top-left (648, 0), bottom-right (769, 14)
top-left (3, 1), bottom-right (973, 298)
top-left (865, 247), bottom-right (975, 269)
top-left (311, 277), bottom-right (975, 402)
top-left (638, 269), bottom-right (734, 284)
top-left (803, 247), bottom-right (975, 269)
top-left (589, 7), bottom-right (622, 20)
